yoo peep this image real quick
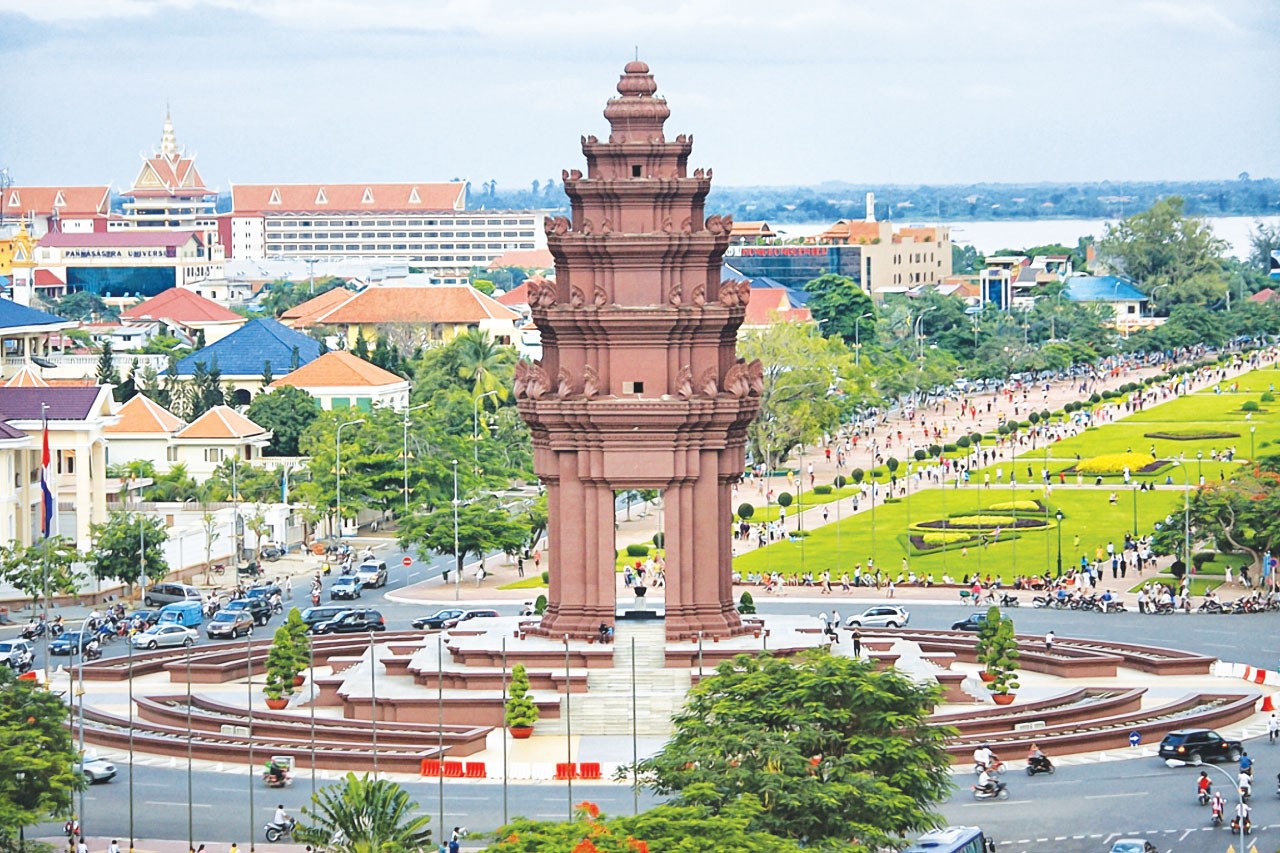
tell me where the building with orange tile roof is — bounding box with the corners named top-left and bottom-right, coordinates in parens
top-left (486, 248), bottom-right (554, 271)
top-left (119, 112), bottom-right (218, 240)
top-left (0, 185), bottom-right (111, 238)
top-left (740, 287), bottom-right (813, 331)
top-left (120, 286), bottom-right (246, 344)
top-left (104, 394), bottom-right (187, 474)
top-left (729, 220), bottom-right (776, 243)
top-left (228, 182), bottom-right (541, 284)
top-left (296, 284), bottom-right (522, 348)
top-left (171, 405), bottom-right (271, 478)
top-left (278, 285), bottom-right (359, 329)
top-left (270, 351), bottom-right (409, 412)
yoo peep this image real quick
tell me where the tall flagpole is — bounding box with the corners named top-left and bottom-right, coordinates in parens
top-left (40, 402), bottom-right (51, 683)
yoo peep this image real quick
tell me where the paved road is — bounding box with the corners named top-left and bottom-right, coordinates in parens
top-left (939, 755), bottom-right (1278, 853)
top-left (30, 763), bottom-right (663, 846)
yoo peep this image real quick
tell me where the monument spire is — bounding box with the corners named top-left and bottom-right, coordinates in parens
top-left (516, 61), bottom-right (762, 643)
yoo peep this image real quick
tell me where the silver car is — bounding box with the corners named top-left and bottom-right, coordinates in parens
top-left (75, 755), bottom-right (117, 783)
top-left (131, 623), bottom-right (198, 650)
top-left (844, 606), bottom-right (910, 628)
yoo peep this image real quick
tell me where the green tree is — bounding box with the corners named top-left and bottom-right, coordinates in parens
top-left (352, 327), bottom-right (371, 362)
top-left (632, 650), bottom-right (953, 848)
top-left (51, 290), bottom-right (116, 323)
top-left (95, 338), bottom-right (120, 387)
top-left (1098, 196), bottom-right (1228, 305)
top-left (398, 496), bottom-right (526, 583)
top-left (801, 274), bottom-right (875, 345)
top-left (1181, 463), bottom-right (1280, 574)
top-left (1248, 221), bottom-right (1280, 273)
top-left (488, 796), bottom-right (805, 853)
top-left (454, 327), bottom-right (513, 401)
top-left (293, 773), bottom-right (433, 852)
top-left (186, 359), bottom-right (226, 419)
top-left (88, 512), bottom-right (169, 597)
top-left (260, 359), bottom-right (274, 389)
top-left (248, 386), bottom-right (321, 456)
top-left (0, 667), bottom-right (83, 849)
top-left (738, 323), bottom-right (860, 468)
top-left (0, 537), bottom-right (83, 610)
top-left (504, 663), bottom-right (539, 729)
top-left (264, 624), bottom-right (298, 700)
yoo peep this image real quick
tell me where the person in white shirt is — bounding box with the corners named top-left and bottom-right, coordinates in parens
top-left (274, 804), bottom-right (289, 826)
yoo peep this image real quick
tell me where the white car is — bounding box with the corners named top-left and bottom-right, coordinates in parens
top-left (75, 755), bottom-right (117, 783)
top-left (131, 623), bottom-right (198, 650)
top-left (844, 606), bottom-right (910, 629)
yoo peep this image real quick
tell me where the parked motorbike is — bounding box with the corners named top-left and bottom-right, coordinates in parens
top-left (999, 593), bottom-right (1019, 608)
top-left (972, 780), bottom-right (1009, 801)
top-left (264, 817), bottom-right (296, 843)
top-left (1026, 755), bottom-right (1055, 776)
top-left (1031, 595), bottom-right (1052, 608)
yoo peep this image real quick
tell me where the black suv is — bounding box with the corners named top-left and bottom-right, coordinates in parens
top-left (412, 608), bottom-right (465, 630)
top-left (313, 609), bottom-right (386, 635)
top-left (301, 605), bottom-right (348, 632)
top-left (950, 613), bottom-right (988, 632)
top-left (1158, 729), bottom-right (1242, 765)
top-left (223, 597), bottom-right (274, 626)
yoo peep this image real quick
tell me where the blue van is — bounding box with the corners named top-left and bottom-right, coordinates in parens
top-left (158, 600), bottom-right (204, 628)
top-left (903, 827), bottom-right (995, 853)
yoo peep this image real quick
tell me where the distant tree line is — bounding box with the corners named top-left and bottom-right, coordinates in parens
top-left (477, 177), bottom-right (1280, 223)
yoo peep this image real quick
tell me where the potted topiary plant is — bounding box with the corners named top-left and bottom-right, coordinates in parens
top-left (976, 606), bottom-right (999, 683)
top-left (984, 615), bottom-right (1021, 704)
top-left (505, 663), bottom-right (539, 738)
top-left (263, 625), bottom-right (297, 710)
top-left (284, 607), bottom-right (310, 688)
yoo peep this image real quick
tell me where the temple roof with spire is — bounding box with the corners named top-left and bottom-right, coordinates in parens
top-left (128, 111), bottom-right (210, 199)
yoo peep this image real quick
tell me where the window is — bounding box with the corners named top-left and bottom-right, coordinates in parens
top-left (332, 397), bottom-right (351, 409)
top-left (632, 165), bottom-right (642, 177)
top-left (204, 448), bottom-right (225, 463)
top-left (167, 447), bottom-right (179, 463)
top-left (622, 381), bottom-right (644, 394)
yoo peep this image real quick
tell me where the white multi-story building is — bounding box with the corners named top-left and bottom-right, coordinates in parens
top-left (228, 182), bottom-right (541, 282)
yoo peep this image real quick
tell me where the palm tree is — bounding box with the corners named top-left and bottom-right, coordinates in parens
top-left (454, 327), bottom-right (509, 402)
top-left (294, 773), bottom-right (433, 852)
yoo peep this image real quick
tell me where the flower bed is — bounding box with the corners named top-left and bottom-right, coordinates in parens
top-left (986, 499), bottom-right (1045, 513)
top-left (914, 515), bottom-right (1050, 531)
top-left (1065, 452), bottom-right (1168, 476)
top-left (1143, 429), bottom-right (1240, 441)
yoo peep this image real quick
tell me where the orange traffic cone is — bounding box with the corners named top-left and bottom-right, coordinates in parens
top-left (1260, 694), bottom-right (1276, 713)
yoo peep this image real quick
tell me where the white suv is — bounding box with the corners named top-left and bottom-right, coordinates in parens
top-left (844, 606), bottom-right (910, 628)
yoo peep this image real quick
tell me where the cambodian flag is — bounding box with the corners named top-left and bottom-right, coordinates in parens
top-left (40, 414), bottom-right (54, 538)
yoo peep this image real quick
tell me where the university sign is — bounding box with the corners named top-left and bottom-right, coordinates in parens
top-left (725, 246), bottom-right (829, 258)
top-left (63, 248), bottom-right (168, 260)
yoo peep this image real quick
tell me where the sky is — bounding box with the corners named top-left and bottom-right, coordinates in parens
top-left (1, 0), bottom-right (1277, 192)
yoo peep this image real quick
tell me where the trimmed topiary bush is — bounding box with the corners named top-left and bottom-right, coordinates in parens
top-left (777, 492), bottom-right (793, 508)
top-left (812, 484), bottom-right (832, 495)
top-left (652, 532), bottom-right (665, 547)
top-left (737, 503), bottom-right (755, 520)
top-left (957, 436), bottom-right (971, 449)
top-left (1242, 400), bottom-right (1260, 412)
top-left (626, 543), bottom-right (650, 558)
top-left (737, 591), bottom-right (756, 614)
top-left (1263, 392), bottom-right (1276, 403)
top-left (914, 449), bottom-right (928, 462)
top-left (943, 443), bottom-right (957, 453)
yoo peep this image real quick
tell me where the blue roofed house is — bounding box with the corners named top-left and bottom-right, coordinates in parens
top-left (175, 317), bottom-right (322, 406)
top-left (0, 297), bottom-right (74, 381)
top-left (1063, 275), bottom-right (1160, 336)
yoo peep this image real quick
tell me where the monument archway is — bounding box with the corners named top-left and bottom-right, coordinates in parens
top-left (515, 61), bottom-right (762, 642)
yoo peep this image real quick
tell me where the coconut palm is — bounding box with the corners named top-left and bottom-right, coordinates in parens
top-left (294, 773), bottom-right (433, 852)
top-left (453, 327), bottom-right (510, 402)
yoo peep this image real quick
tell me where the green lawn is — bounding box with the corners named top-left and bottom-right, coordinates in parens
top-left (733, 487), bottom-right (1181, 582)
top-left (1209, 369), bottom-right (1280, 393)
top-left (1125, 392), bottom-right (1272, 424)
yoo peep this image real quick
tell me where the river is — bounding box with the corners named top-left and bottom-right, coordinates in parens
top-left (782, 215), bottom-right (1280, 261)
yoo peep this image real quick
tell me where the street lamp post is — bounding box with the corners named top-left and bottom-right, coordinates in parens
top-left (452, 459), bottom-right (461, 601)
top-left (854, 312), bottom-right (873, 368)
top-left (914, 306), bottom-right (937, 362)
top-left (473, 390), bottom-right (499, 476)
top-left (1250, 425), bottom-right (1256, 460)
top-left (335, 419), bottom-right (365, 538)
top-left (402, 404), bottom-right (430, 514)
top-left (1055, 508), bottom-right (1064, 578)
top-left (1196, 450), bottom-right (1203, 484)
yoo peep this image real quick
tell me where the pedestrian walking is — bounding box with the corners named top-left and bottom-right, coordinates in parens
top-left (1269, 713), bottom-right (1278, 745)
top-left (851, 627), bottom-right (862, 658)
top-left (1044, 630), bottom-right (1055, 654)
top-left (285, 576), bottom-right (293, 599)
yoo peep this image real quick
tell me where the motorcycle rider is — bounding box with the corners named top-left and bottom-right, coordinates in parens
top-left (1238, 769), bottom-right (1252, 801)
top-left (1027, 742), bottom-right (1051, 771)
top-left (973, 743), bottom-right (997, 773)
top-left (273, 804), bottom-right (289, 827)
top-left (1210, 789), bottom-right (1225, 824)
top-left (1197, 771), bottom-right (1212, 803)
top-left (1232, 799), bottom-right (1252, 833)
top-left (84, 637), bottom-right (101, 661)
top-left (1239, 751), bottom-right (1253, 777)
top-left (976, 767), bottom-right (997, 795)
top-left (265, 759), bottom-right (286, 786)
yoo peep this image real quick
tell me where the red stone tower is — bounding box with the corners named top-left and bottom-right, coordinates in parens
top-left (516, 61), bottom-right (763, 642)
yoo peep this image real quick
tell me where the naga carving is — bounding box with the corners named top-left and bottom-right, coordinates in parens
top-left (680, 216), bottom-right (693, 234)
top-left (718, 278), bottom-right (752, 307)
top-left (661, 215), bottom-right (673, 233)
top-left (592, 282), bottom-right (609, 307)
top-left (569, 284), bottom-right (586, 308)
top-left (704, 213), bottom-right (734, 236)
top-left (746, 359), bottom-right (764, 396)
top-left (582, 364), bottom-right (600, 400)
top-left (580, 218), bottom-right (594, 236)
top-left (668, 280), bottom-right (683, 306)
top-left (724, 359), bottom-right (750, 398)
top-left (585, 134), bottom-right (598, 144)
top-left (570, 169), bottom-right (583, 180)
top-left (696, 365), bottom-right (719, 397)
top-left (600, 218), bottom-right (613, 235)
top-left (675, 365), bottom-right (694, 401)
top-left (513, 360), bottom-right (528, 398)
top-left (524, 362), bottom-right (551, 400)
top-left (690, 282), bottom-right (706, 307)
top-left (527, 274), bottom-right (557, 308)
top-left (555, 366), bottom-right (574, 400)
top-left (544, 215), bottom-right (570, 237)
